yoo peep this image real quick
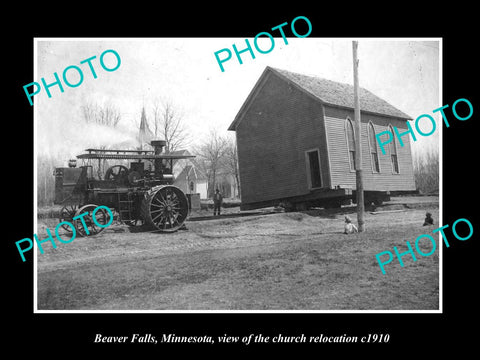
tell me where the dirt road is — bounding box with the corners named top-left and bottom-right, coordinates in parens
top-left (36, 197), bottom-right (439, 311)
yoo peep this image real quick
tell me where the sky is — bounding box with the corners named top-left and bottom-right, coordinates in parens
top-left (35, 38), bottom-right (440, 163)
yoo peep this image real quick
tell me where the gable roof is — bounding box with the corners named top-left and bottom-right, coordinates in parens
top-left (175, 163), bottom-right (208, 182)
top-left (228, 66), bottom-right (411, 131)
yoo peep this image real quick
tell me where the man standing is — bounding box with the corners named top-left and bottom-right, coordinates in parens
top-left (213, 188), bottom-right (223, 216)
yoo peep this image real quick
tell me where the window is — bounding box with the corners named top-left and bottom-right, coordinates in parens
top-left (345, 119), bottom-right (356, 171)
top-left (368, 122), bottom-right (380, 173)
top-left (306, 149), bottom-right (322, 189)
top-left (389, 125), bottom-right (400, 173)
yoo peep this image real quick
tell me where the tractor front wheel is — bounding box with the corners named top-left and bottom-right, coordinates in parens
top-left (59, 204), bottom-right (78, 232)
top-left (73, 204), bottom-right (112, 237)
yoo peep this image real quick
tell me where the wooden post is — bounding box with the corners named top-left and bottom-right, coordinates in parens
top-left (353, 41), bottom-right (365, 232)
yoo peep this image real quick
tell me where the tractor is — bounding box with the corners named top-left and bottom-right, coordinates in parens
top-left (53, 140), bottom-right (194, 235)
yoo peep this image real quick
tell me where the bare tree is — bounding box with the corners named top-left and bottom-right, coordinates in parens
top-left (81, 101), bottom-right (121, 127)
top-left (194, 129), bottom-right (228, 198)
top-left (413, 147), bottom-right (439, 194)
top-left (37, 153), bottom-right (57, 206)
top-left (222, 136), bottom-right (241, 198)
top-left (151, 100), bottom-right (190, 152)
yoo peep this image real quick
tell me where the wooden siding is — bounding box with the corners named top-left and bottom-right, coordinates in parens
top-left (323, 106), bottom-right (416, 191)
top-left (236, 71), bottom-right (330, 205)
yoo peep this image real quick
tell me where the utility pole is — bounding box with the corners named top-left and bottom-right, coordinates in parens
top-left (352, 41), bottom-right (365, 232)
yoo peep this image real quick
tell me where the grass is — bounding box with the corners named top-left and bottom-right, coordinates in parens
top-left (36, 203), bottom-right (439, 311)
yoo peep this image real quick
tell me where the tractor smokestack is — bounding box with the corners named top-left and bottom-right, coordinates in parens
top-left (151, 140), bottom-right (167, 154)
top-left (151, 140), bottom-right (167, 179)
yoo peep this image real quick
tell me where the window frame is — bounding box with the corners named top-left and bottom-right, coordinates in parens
top-left (388, 124), bottom-right (400, 174)
top-left (344, 118), bottom-right (356, 172)
top-left (367, 121), bottom-right (381, 173)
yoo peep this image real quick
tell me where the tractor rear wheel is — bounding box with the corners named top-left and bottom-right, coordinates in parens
top-left (141, 185), bottom-right (189, 232)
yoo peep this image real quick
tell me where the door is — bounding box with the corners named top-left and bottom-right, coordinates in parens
top-left (306, 149), bottom-right (322, 189)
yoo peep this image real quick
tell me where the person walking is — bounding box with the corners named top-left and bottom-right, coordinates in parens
top-left (213, 188), bottom-right (223, 216)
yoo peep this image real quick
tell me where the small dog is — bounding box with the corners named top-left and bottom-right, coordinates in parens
top-left (423, 212), bottom-right (434, 226)
top-left (344, 216), bottom-right (358, 234)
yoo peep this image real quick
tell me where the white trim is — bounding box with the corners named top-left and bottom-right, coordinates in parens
top-left (344, 117), bottom-right (356, 172)
top-left (321, 105), bottom-right (333, 188)
top-left (388, 124), bottom-right (401, 174)
top-left (367, 121), bottom-right (381, 174)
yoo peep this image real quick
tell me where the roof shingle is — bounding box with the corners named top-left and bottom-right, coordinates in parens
top-left (270, 67), bottom-right (411, 120)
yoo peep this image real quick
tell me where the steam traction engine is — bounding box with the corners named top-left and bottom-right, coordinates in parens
top-left (54, 140), bottom-right (194, 235)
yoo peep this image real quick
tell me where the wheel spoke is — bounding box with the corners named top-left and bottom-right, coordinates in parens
top-left (74, 204), bottom-right (108, 237)
top-left (152, 212), bottom-right (164, 223)
top-left (59, 204), bottom-right (79, 232)
top-left (158, 190), bottom-right (166, 202)
top-left (95, 215), bottom-right (106, 226)
top-left (172, 215), bottom-right (179, 225)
